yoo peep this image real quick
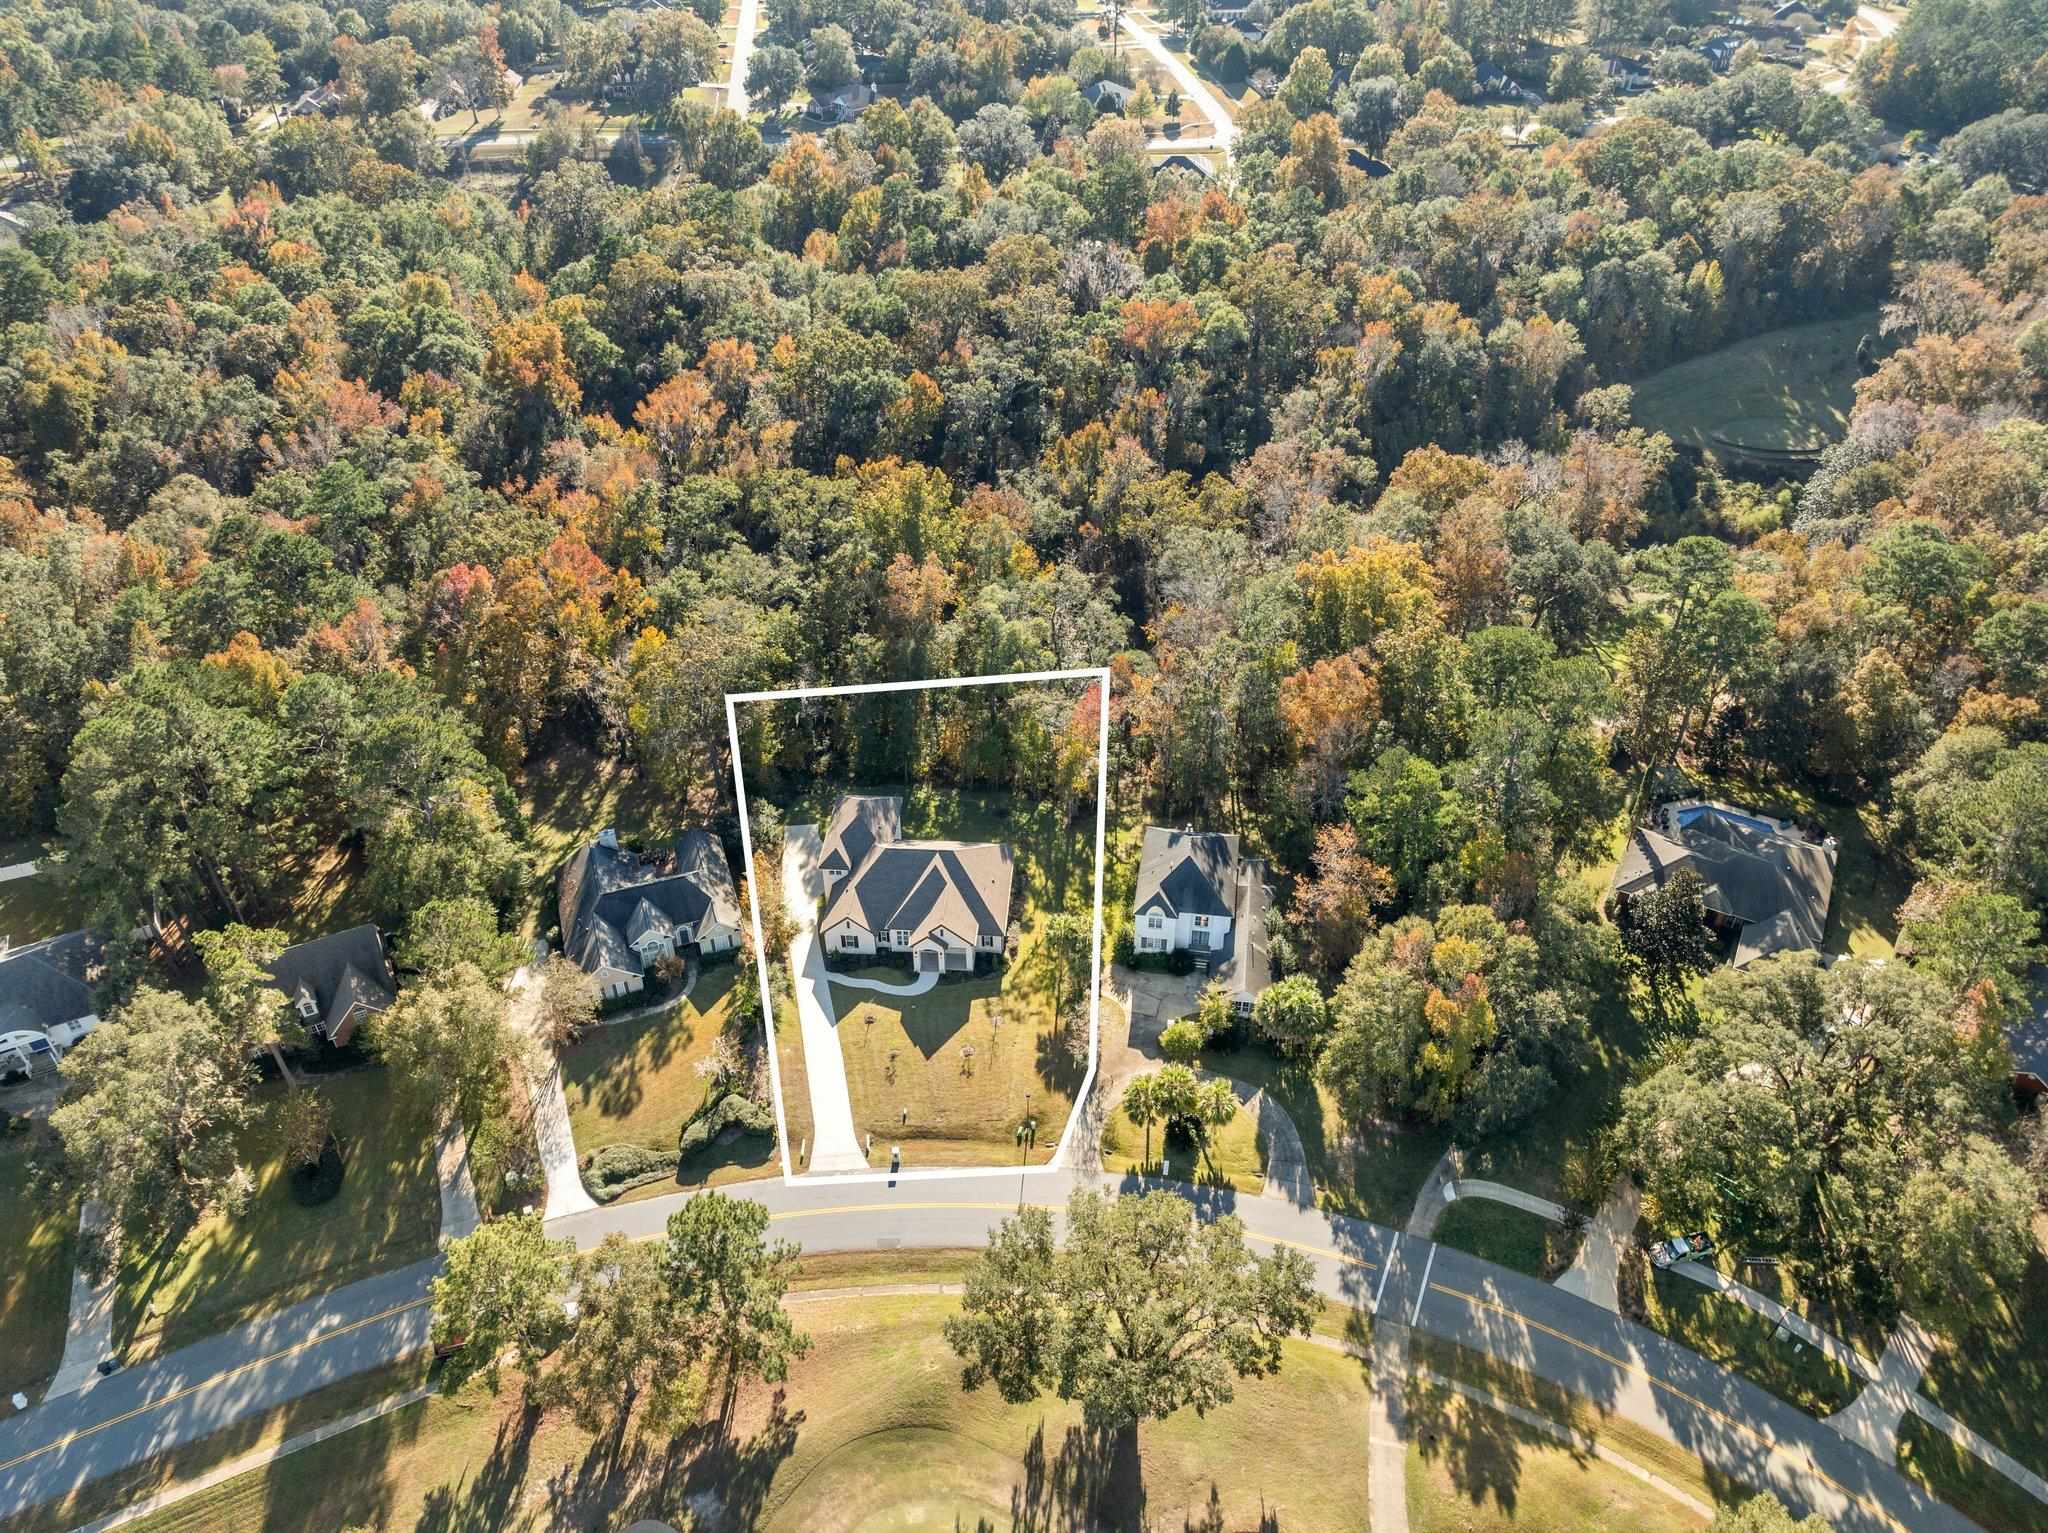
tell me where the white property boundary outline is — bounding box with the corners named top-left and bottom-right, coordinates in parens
top-left (725, 667), bottom-right (1113, 1187)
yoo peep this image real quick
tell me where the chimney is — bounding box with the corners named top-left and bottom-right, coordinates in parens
top-left (598, 827), bottom-right (618, 850)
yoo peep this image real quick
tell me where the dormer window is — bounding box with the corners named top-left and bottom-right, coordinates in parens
top-left (295, 987), bottom-right (318, 1020)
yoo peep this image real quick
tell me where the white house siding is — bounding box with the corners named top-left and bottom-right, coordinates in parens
top-left (699, 924), bottom-right (737, 954)
top-left (824, 917), bottom-right (876, 957)
top-left (1133, 907), bottom-right (1233, 955)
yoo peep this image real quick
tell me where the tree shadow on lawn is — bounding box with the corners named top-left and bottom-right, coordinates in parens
top-left (572, 1006), bottom-right (696, 1124)
top-left (1010, 1419), bottom-right (1144, 1533)
top-left (415, 1404), bottom-right (543, 1533)
top-left (659, 1390), bottom-right (803, 1529)
top-left (1402, 1371), bottom-right (1555, 1518)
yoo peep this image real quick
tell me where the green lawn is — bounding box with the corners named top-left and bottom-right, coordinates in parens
top-left (561, 967), bottom-right (779, 1194)
top-left (1631, 312), bottom-right (1876, 464)
top-left (1205, 1044), bottom-right (1453, 1225)
top-left (88, 1262), bottom-right (1766, 1533)
top-left (113, 1070), bottom-right (440, 1360)
top-left (1408, 1394), bottom-right (1709, 1532)
top-left (1099, 1079), bottom-right (1268, 1193)
top-left (1435, 1197), bottom-right (1573, 1281)
top-left (0, 861), bottom-right (88, 947)
top-left (772, 991), bottom-right (813, 1171)
top-left (0, 1132), bottom-right (77, 1405)
top-left (1635, 1265), bottom-right (1860, 1419)
top-left (1915, 1214), bottom-right (2048, 1485)
top-left (562, 969), bottom-right (738, 1153)
top-left (1895, 1409), bottom-right (2048, 1533)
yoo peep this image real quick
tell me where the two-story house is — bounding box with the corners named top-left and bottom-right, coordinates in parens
top-left (264, 924), bottom-right (397, 1047)
top-left (816, 794), bottom-right (1014, 975)
top-left (1131, 826), bottom-right (1274, 1014)
top-left (558, 828), bottom-right (743, 1000)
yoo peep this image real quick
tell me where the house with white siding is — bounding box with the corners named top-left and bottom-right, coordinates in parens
top-left (558, 828), bottom-right (743, 1000)
top-left (1131, 826), bottom-right (1273, 1013)
top-left (816, 794), bottom-right (1014, 974)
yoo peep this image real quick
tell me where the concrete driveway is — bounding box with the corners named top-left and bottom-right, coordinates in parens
top-left (781, 826), bottom-right (868, 1173)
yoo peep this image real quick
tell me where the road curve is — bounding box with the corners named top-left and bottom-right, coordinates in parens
top-left (0, 1171), bottom-right (1983, 1533)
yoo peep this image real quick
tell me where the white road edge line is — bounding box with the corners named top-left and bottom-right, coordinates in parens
top-left (1371, 1233), bottom-right (1399, 1317)
top-left (1409, 1243), bottom-right (1436, 1327)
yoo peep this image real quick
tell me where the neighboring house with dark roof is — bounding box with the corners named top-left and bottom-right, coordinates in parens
top-left (1083, 78), bottom-right (1134, 112)
top-left (1609, 800), bottom-right (1836, 969)
top-left (265, 925), bottom-right (397, 1047)
top-left (804, 77), bottom-right (873, 123)
top-left (0, 931), bottom-right (101, 1072)
top-left (1154, 153), bottom-right (1212, 177)
top-left (1132, 827), bottom-right (1274, 1012)
top-left (817, 794), bottom-right (1014, 974)
top-left (558, 828), bottom-right (743, 1000)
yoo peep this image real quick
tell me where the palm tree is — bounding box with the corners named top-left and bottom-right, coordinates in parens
top-left (1194, 1078), bottom-right (1239, 1182)
top-left (1121, 1075), bottom-right (1163, 1171)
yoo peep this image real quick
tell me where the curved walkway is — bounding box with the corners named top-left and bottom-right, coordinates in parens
top-left (829, 966), bottom-right (938, 998)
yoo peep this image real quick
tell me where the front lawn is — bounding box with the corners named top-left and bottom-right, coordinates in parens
top-left (561, 967), bottom-right (778, 1195)
top-left (1098, 1079), bottom-right (1268, 1193)
top-left (1632, 1263), bottom-right (1860, 1419)
top-left (1915, 1213), bottom-right (2048, 1485)
top-left (0, 1131), bottom-right (76, 1405)
top-left (562, 969), bottom-right (739, 1153)
top-left (1434, 1198), bottom-right (1573, 1281)
top-left (113, 1070), bottom-right (440, 1360)
top-left (1895, 1410), bottom-right (2047, 1533)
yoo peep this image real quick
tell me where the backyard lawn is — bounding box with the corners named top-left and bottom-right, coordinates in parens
top-left (512, 742), bottom-right (668, 943)
top-left (0, 855), bottom-right (88, 947)
top-left (113, 1070), bottom-right (440, 1361)
top-left (0, 1132), bottom-right (77, 1406)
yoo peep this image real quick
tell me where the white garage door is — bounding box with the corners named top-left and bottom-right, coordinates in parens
top-left (917, 949), bottom-right (941, 972)
top-left (946, 949), bottom-right (970, 971)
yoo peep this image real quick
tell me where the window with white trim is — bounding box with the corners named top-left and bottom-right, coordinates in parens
top-left (1193, 915), bottom-right (1210, 929)
top-left (1147, 915), bottom-right (1163, 929)
top-left (841, 933), bottom-right (860, 950)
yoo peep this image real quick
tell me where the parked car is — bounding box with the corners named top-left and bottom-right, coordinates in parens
top-left (1650, 1231), bottom-right (1716, 1269)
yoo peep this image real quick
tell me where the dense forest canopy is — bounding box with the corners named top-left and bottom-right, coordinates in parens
top-left (0, 0), bottom-right (2045, 1249)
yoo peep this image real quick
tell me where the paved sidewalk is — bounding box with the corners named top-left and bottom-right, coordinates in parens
top-left (70, 1385), bottom-right (436, 1533)
top-left (1407, 1150), bottom-right (1461, 1239)
top-left (1447, 1178), bottom-right (1568, 1222)
top-left (1907, 1393), bottom-right (2048, 1506)
top-left (1828, 1317), bottom-right (1935, 1457)
top-left (1555, 1177), bottom-right (1640, 1312)
top-left (1672, 1260), bottom-right (1881, 1381)
top-left (781, 826), bottom-right (866, 1173)
top-left (0, 859), bottom-right (36, 882)
top-left (46, 1202), bottom-right (116, 1399)
top-left (434, 1121), bottom-right (481, 1245)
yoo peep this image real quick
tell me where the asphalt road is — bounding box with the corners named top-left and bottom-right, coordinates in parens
top-left (0, 1171), bottom-right (1982, 1533)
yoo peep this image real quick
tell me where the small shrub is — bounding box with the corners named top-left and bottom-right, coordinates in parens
top-left (582, 1141), bottom-right (680, 1202)
top-left (288, 1137), bottom-right (347, 1207)
top-left (677, 1093), bottom-right (775, 1157)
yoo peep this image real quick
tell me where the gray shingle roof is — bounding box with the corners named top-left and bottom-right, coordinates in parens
top-left (0, 933), bottom-right (98, 1034)
top-left (266, 924), bottom-right (395, 1046)
top-left (559, 829), bottom-right (741, 982)
top-left (821, 796), bottom-right (902, 879)
top-left (1134, 827), bottom-right (1238, 920)
top-left (1611, 804), bottom-right (1835, 967)
top-left (822, 839), bottom-right (1014, 945)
